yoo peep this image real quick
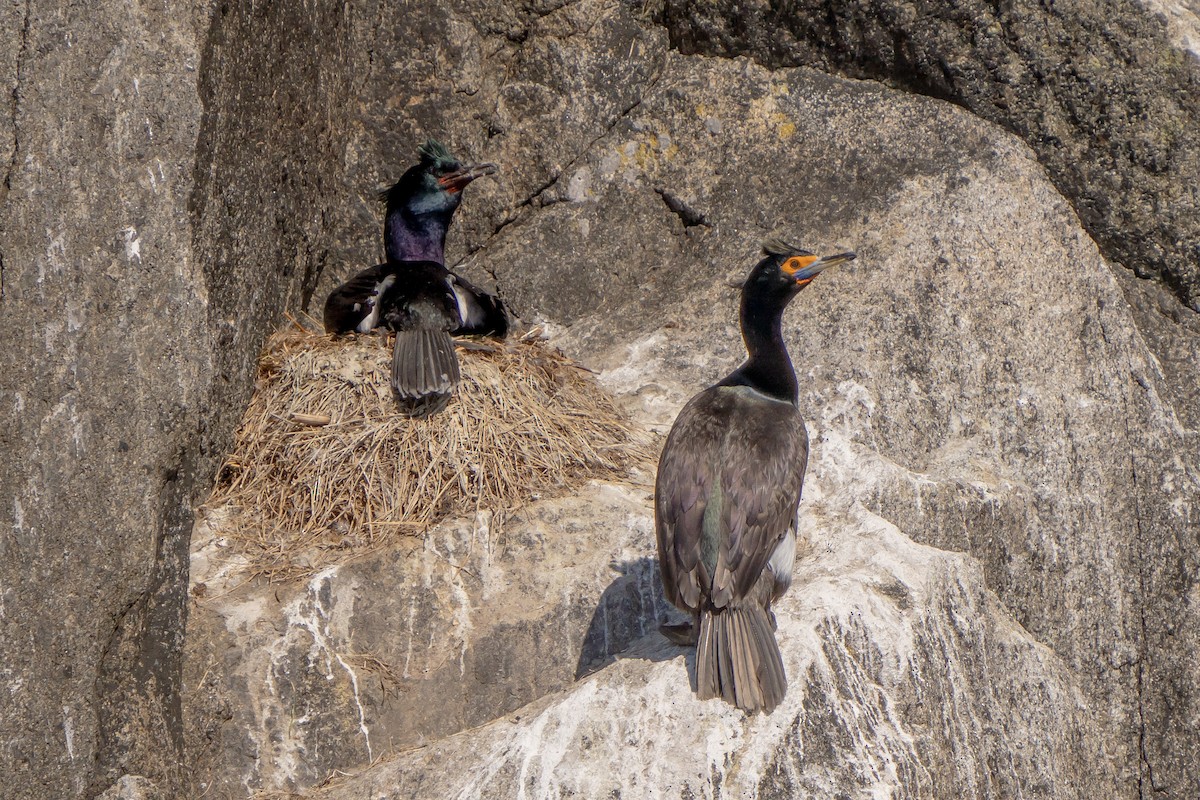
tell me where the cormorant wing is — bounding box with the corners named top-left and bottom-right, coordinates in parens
top-left (323, 263), bottom-right (398, 334)
top-left (448, 270), bottom-right (508, 336)
top-left (655, 392), bottom-right (720, 611)
top-left (655, 387), bottom-right (809, 611)
top-left (377, 263), bottom-right (463, 333)
top-left (716, 400), bottom-right (808, 604)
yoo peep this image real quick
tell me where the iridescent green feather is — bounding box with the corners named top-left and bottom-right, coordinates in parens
top-left (700, 480), bottom-right (723, 581)
top-left (417, 139), bottom-right (458, 167)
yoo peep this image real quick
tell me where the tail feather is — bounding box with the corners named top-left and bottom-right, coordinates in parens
top-left (696, 605), bottom-right (786, 713)
top-left (730, 611), bottom-right (762, 711)
top-left (391, 328), bottom-right (461, 417)
top-left (696, 612), bottom-right (718, 701)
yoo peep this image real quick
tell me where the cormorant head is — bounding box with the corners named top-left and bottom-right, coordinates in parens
top-left (746, 239), bottom-right (856, 300)
top-left (379, 139), bottom-right (498, 221)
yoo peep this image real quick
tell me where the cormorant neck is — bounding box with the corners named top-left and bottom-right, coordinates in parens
top-left (719, 292), bottom-right (798, 403)
top-left (385, 207), bottom-right (449, 264)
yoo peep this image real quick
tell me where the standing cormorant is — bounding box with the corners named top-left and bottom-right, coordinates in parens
top-left (654, 240), bottom-right (854, 713)
top-left (323, 140), bottom-right (504, 415)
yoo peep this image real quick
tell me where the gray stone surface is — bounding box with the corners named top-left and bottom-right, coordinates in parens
top-left (96, 776), bottom-right (161, 800)
top-left (304, 504), bottom-right (1114, 800)
top-left (656, 0), bottom-right (1200, 312)
top-left (306, 0), bottom-right (672, 314)
top-left (0, 3), bottom-right (212, 797)
top-left (2, 0), bottom-right (1199, 798)
top-left (184, 484), bottom-right (665, 798)
top-left (190, 26), bottom-right (1199, 800)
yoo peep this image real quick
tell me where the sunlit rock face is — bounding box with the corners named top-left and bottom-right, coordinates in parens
top-left (3, 0), bottom-right (1198, 798)
top-left (657, 0), bottom-right (1200, 314)
top-left (185, 483), bottom-right (669, 796)
top-left (302, 509), bottom-right (1114, 800)
top-left (183, 4), bottom-right (1198, 797)
top-left (0, 3), bottom-right (212, 797)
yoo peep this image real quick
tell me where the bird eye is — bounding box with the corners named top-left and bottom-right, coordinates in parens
top-left (784, 257), bottom-right (802, 272)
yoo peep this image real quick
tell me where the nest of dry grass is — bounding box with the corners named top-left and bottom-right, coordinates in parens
top-left (204, 320), bottom-right (653, 578)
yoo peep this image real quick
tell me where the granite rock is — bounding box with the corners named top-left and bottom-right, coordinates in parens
top-left (0, 3), bottom-right (211, 796)
top-left (189, 31), bottom-right (1199, 800)
top-left (656, 0), bottom-right (1200, 311)
top-left (2, 0), bottom-right (1198, 798)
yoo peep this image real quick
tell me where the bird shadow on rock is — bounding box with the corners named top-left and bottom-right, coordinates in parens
top-left (575, 557), bottom-right (695, 689)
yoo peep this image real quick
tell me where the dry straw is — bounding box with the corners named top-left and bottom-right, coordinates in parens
top-left (205, 319), bottom-right (654, 579)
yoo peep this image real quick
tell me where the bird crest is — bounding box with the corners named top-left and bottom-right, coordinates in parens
top-left (376, 139), bottom-right (461, 204)
top-left (761, 238), bottom-right (814, 259)
top-left (417, 139), bottom-right (459, 168)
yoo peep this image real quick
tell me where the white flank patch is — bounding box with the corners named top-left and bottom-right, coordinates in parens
top-left (452, 280), bottom-right (486, 328)
top-left (357, 274), bottom-right (396, 332)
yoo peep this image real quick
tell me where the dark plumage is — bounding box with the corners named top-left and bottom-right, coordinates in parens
top-left (323, 259), bottom-right (462, 416)
top-left (380, 260), bottom-right (463, 417)
top-left (326, 139), bottom-right (506, 337)
top-left (380, 139), bottom-right (508, 337)
top-left (324, 140), bottom-right (505, 414)
top-left (654, 240), bottom-right (855, 713)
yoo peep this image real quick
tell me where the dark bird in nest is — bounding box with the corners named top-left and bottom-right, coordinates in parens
top-left (654, 239), bottom-right (854, 713)
top-left (324, 140), bottom-right (507, 416)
